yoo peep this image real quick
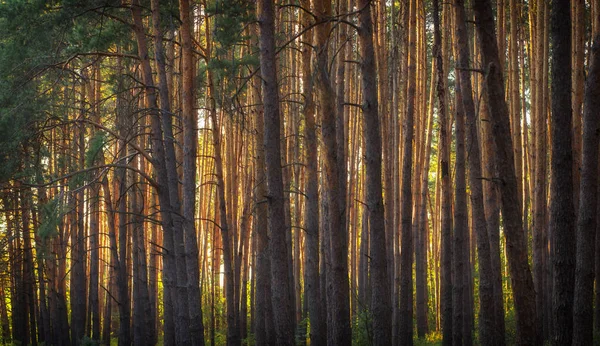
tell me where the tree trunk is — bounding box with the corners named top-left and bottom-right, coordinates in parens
top-left (453, 76), bottom-right (467, 346)
top-left (114, 79), bottom-right (131, 346)
top-left (531, 0), bottom-right (548, 340)
top-left (472, 0), bottom-right (539, 344)
top-left (258, 0), bottom-right (295, 343)
top-left (87, 69), bottom-right (101, 343)
top-left (132, 2), bottom-right (183, 343)
top-left (131, 168), bottom-right (152, 346)
top-left (397, 0), bottom-right (417, 344)
top-left (252, 22), bottom-right (276, 343)
top-left (454, 0), bottom-right (498, 343)
top-left (433, 0), bottom-right (452, 344)
top-left (210, 92), bottom-right (238, 346)
top-left (312, 1), bottom-right (352, 343)
top-left (417, 57), bottom-right (436, 339)
top-left (357, 0), bottom-right (391, 344)
top-left (300, 1), bottom-right (325, 343)
top-left (549, 0), bottom-right (575, 344)
top-left (572, 30), bottom-right (600, 346)
top-left (70, 103), bottom-right (87, 346)
top-left (178, 1), bottom-right (205, 344)
top-left (571, 0), bottom-right (584, 216)
top-left (149, 1), bottom-right (177, 343)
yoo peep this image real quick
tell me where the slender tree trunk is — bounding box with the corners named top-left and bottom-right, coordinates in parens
top-left (357, 0), bottom-right (391, 344)
top-left (87, 70), bottom-right (101, 343)
top-left (454, 0), bottom-right (498, 343)
top-left (572, 30), bottom-right (600, 346)
top-left (453, 76), bottom-right (467, 346)
top-left (433, 0), bottom-right (452, 344)
top-left (359, 204), bottom-right (370, 309)
top-left (397, 0), bottom-right (417, 345)
top-left (509, 0), bottom-right (523, 234)
top-left (149, 1), bottom-right (177, 343)
top-left (71, 104), bottom-right (87, 346)
top-left (206, 68), bottom-right (238, 345)
top-left (132, 2), bottom-right (183, 343)
top-left (22, 188), bottom-right (37, 346)
top-left (114, 82), bottom-right (131, 346)
top-left (131, 169), bottom-right (152, 346)
top-left (571, 0), bottom-right (584, 215)
top-left (312, 1), bottom-right (352, 343)
top-left (531, 0), bottom-right (548, 340)
top-left (473, 0), bottom-right (539, 344)
top-left (34, 186), bottom-right (51, 345)
top-left (148, 205), bottom-right (159, 345)
top-left (416, 60), bottom-right (435, 339)
top-left (178, 1), bottom-right (205, 344)
top-left (300, 1), bottom-right (325, 343)
top-left (258, 0), bottom-right (295, 343)
top-left (549, 0), bottom-right (575, 344)
top-left (251, 28), bottom-right (276, 345)
top-left (595, 161), bottom-right (600, 334)
top-left (0, 282), bottom-right (11, 342)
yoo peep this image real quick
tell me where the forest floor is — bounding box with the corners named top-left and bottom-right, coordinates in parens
top-left (414, 332), bottom-right (443, 345)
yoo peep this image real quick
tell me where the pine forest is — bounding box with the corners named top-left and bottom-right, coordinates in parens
top-left (1, 0), bottom-right (599, 345)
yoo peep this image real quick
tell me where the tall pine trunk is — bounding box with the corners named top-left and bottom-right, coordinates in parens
top-left (433, 0), bottom-right (452, 343)
top-left (454, 0), bottom-right (498, 343)
top-left (549, 0), bottom-right (575, 344)
top-left (453, 77), bottom-right (467, 346)
top-left (300, 1), bottom-right (325, 343)
top-left (178, 1), bottom-right (205, 344)
top-left (358, 0), bottom-right (391, 344)
top-left (472, 0), bottom-right (539, 343)
top-left (258, 0), bottom-right (295, 343)
top-left (572, 28), bottom-right (600, 346)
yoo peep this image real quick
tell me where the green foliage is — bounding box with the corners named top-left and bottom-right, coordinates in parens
top-left (414, 331), bottom-right (443, 346)
top-left (0, 0), bottom-right (129, 185)
top-left (85, 131), bottom-right (107, 168)
top-left (352, 309), bottom-right (372, 346)
top-left (66, 12), bottom-right (131, 55)
top-left (204, 0), bottom-right (257, 115)
top-left (206, 0), bottom-right (254, 56)
top-left (295, 316), bottom-right (308, 345)
top-left (242, 333), bottom-right (255, 346)
top-left (594, 330), bottom-right (600, 346)
top-left (68, 172), bottom-right (86, 190)
top-left (504, 306), bottom-right (517, 346)
top-left (38, 195), bottom-right (65, 241)
top-left (80, 336), bottom-right (100, 346)
top-left (0, 0), bottom-right (49, 182)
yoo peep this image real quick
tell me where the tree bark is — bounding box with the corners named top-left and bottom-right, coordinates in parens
top-left (312, 0), bottom-right (352, 344)
top-left (178, 1), bottom-right (206, 345)
top-left (357, 0), bottom-right (391, 344)
top-left (472, 0), bottom-right (539, 344)
top-left (131, 2), bottom-right (184, 343)
top-left (258, 0), bottom-right (295, 343)
top-left (549, 0), bottom-right (575, 344)
top-left (454, 0), bottom-right (498, 343)
top-left (131, 169), bottom-right (152, 346)
top-left (114, 79), bottom-right (131, 346)
top-left (572, 30), bottom-right (600, 346)
top-left (70, 101), bottom-right (87, 346)
top-left (453, 76), bottom-right (467, 346)
top-left (531, 0), bottom-right (548, 340)
top-left (300, 0), bottom-right (326, 344)
top-left (149, 1), bottom-right (177, 342)
top-left (433, 0), bottom-right (452, 344)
